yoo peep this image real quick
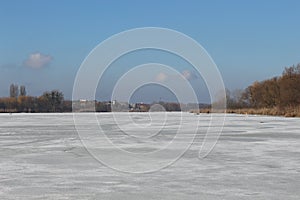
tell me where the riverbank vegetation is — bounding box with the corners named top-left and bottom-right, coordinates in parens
top-left (192, 63), bottom-right (300, 117)
top-left (1, 64), bottom-right (300, 116)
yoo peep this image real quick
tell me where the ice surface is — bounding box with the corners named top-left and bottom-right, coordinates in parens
top-left (0, 113), bottom-right (299, 199)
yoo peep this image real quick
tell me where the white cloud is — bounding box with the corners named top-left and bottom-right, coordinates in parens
top-left (155, 72), bottom-right (167, 82)
top-left (24, 52), bottom-right (52, 69)
top-left (182, 70), bottom-right (198, 80)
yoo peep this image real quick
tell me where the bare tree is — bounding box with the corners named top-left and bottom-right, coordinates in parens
top-left (20, 85), bottom-right (26, 96)
top-left (41, 90), bottom-right (64, 112)
top-left (10, 84), bottom-right (19, 98)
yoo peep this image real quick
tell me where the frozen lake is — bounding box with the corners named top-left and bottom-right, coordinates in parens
top-left (0, 113), bottom-right (299, 199)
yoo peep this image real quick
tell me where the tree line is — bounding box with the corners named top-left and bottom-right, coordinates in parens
top-left (0, 84), bottom-right (208, 113)
top-left (226, 63), bottom-right (300, 112)
top-left (0, 84), bottom-right (69, 113)
top-left (3, 63), bottom-right (299, 114)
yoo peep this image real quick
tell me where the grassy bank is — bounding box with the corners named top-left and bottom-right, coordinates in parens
top-left (190, 106), bottom-right (300, 117)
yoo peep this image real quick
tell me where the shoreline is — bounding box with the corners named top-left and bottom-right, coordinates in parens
top-left (2, 107), bottom-right (300, 118)
top-left (190, 107), bottom-right (300, 118)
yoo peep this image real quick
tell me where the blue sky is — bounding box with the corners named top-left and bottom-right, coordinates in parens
top-left (1, 0), bottom-right (300, 102)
